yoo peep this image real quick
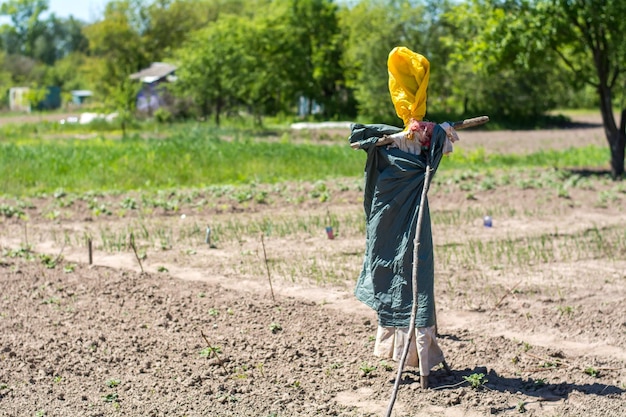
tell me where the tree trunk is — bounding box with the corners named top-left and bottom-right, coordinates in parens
top-left (214, 99), bottom-right (221, 127)
top-left (597, 85), bottom-right (625, 179)
top-left (613, 109), bottom-right (626, 179)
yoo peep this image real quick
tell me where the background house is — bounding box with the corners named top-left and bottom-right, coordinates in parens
top-left (9, 87), bottom-right (31, 112)
top-left (129, 62), bottom-right (177, 114)
top-left (70, 90), bottom-right (93, 106)
top-left (9, 86), bottom-right (61, 112)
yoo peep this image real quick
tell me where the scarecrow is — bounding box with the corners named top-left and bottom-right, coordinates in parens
top-left (349, 46), bottom-right (487, 390)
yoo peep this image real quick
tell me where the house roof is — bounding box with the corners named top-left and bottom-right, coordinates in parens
top-left (71, 90), bottom-right (93, 97)
top-left (129, 62), bottom-right (177, 83)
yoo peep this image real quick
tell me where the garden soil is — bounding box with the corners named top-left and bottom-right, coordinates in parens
top-left (1, 115), bottom-right (625, 417)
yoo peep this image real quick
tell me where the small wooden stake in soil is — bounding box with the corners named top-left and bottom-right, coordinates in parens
top-left (385, 155), bottom-right (434, 417)
top-left (260, 233), bottom-right (276, 303)
top-left (88, 238), bottom-right (93, 265)
top-left (491, 279), bottom-right (522, 313)
top-left (53, 241), bottom-right (66, 266)
top-left (200, 330), bottom-right (228, 373)
top-left (129, 233), bottom-right (144, 274)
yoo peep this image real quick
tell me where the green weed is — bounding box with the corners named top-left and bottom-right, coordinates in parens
top-left (463, 373), bottom-right (488, 389)
top-left (269, 323), bottom-right (282, 334)
top-left (102, 392), bottom-right (119, 403)
top-left (359, 362), bottom-right (376, 377)
top-left (106, 379), bottom-right (121, 388)
top-left (200, 346), bottom-right (222, 358)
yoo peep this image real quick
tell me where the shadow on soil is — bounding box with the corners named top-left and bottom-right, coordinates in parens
top-left (405, 365), bottom-right (625, 412)
top-left (567, 168), bottom-right (615, 178)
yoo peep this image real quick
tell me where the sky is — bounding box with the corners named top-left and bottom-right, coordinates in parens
top-left (47, 0), bottom-right (108, 23)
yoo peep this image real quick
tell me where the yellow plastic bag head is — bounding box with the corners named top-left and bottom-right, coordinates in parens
top-left (387, 46), bottom-right (430, 126)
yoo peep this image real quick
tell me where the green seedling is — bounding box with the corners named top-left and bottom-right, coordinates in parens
top-left (379, 361), bottom-right (393, 371)
top-left (157, 266), bottom-right (168, 272)
top-left (539, 361), bottom-right (560, 369)
top-left (53, 376), bottom-right (62, 383)
top-left (557, 305), bottom-right (574, 316)
top-left (584, 367), bottom-right (599, 377)
top-left (4, 245), bottom-right (33, 259)
top-left (63, 264), bottom-right (75, 273)
top-left (269, 322), bottom-right (282, 334)
top-left (200, 346), bottom-right (222, 358)
top-left (102, 393), bottom-right (119, 403)
top-left (106, 379), bottom-right (121, 388)
top-left (516, 400), bottom-right (527, 413)
top-left (208, 308), bottom-right (219, 317)
top-left (534, 378), bottom-right (546, 388)
top-left (39, 254), bottom-right (58, 269)
top-left (359, 362), bottom-right (376, 377)
top-left (0, 204), bottom-right (24, 219)
top-left (120, 197), bottom-right (138, 210)
top-left (256, 362), bottom-right (265, 377)
top-left (463, 373), bottom-right (488, 389)
top-left (234, 366), bottom-right (248, 379)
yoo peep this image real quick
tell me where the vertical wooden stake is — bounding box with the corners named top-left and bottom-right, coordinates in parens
top-left (260, 233), bottom-right (276, 303)
top-left (385, 154), bottom-right (433, 417)
top-left (88, 238), bottom-right (93, 265)
top-left (129, 233), bottom-right (144, 274)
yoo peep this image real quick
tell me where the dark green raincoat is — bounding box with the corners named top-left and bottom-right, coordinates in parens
top-left (350, 123), bottom-right (447, 328)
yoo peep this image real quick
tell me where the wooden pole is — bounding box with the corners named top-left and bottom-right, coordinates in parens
top-left (129, 233), bottom-right (144, 274)
top-left (88, 238), bottom-right (93, 265)
top-left (260, 233), bottom-right (276, 303)
top-left (385, 152), bottom-right (433, 417)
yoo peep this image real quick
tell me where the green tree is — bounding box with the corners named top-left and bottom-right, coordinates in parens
top-left (84, 0), bottom-right (148, 89)
top-left (285, 0), bottom-right (348, 118)
top-left (24, 83), bottom-right (47, 112)
top-left (460, 0), bottom-right (626, 178)
top-left (172, 15), bottom-right (248, 124)
top-left (172, 1), bottom-right (334, 124)
top-left (339, 0), bottom-right (430, 125)
top-left (32, 15), bottom-right (88, 65)
top-left (439, 0), bottom-right (565, 121)
top-left (44, 52), bottom-right (90, 91)
top-left (83, 0), bottom-right (148, 125)
top-left (540, 0), bottom-right (626, 178)
top-left (110, 76), bottom-right (142, 137)
top-left (0, 0), bottom-right (48, 57)
top-left (141, 0), bottom-right (248, 62)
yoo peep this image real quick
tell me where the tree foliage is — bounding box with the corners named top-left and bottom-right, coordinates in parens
top-left (172, 0), bottom-right (347, 124)
top-left (453, 0), bottom-right (626, 177)
top-left (0, 0), bottom-right (623, 178)
top-left (542, 0), bottom-right (626, 178)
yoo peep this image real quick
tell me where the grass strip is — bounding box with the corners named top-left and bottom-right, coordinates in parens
top-left (0, 134), bottom-right (611, 196)
top-left (0, 136), bottom-right (366, 195)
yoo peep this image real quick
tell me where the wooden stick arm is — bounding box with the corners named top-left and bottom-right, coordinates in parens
top-left (350, 115), bottom-right (489, 149)
top-left (451, 115), bottom-right (490, 130)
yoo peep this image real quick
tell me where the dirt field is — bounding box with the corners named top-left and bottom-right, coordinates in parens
top-left (1, 117), bottom-right (625, 417)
